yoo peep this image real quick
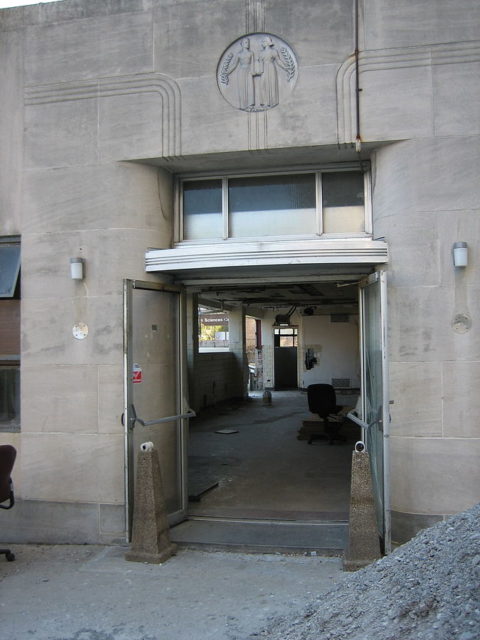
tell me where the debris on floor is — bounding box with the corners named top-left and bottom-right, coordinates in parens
top-left (251, 503), bottom-right (480, 640)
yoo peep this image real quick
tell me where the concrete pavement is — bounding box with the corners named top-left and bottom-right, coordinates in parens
top-left (0, 544), bottom-right (344, 640)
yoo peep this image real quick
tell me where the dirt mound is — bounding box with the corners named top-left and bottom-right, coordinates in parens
top-left (251, 504), bottom-right (480, 640)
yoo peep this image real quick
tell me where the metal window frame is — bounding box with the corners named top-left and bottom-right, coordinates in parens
top-left (176, 165), bottom-right (371, 243)
top-left (0, 237), bottom-right (21, 299)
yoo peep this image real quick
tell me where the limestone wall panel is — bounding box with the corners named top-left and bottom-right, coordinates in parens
top-left (21, 433), bottom-right (124, 503)
top-left (364, 0), bottom-right (480, 50)
top-left (24, 12), bottom-right (153, 85)
top-left (22, 294), bottom-right (123, 367)
top-left (21, 228), bottom-right (169, 302)
top-left (265, 0), bottom-right (353, 64)
top-left (98, 364), bottom-right (123, 435)
top-left (361, 65), bottom-right (434, 141)
top-left (442, 362), bottom-right (480, 438)
top-left (98, 92), bottom-right (165, 162)
top-left (261, 65), bottom-right (338, 149)
top-left (376, 212), bottom-right (440, 288)
top-left (411, 136), bottom-right (480, 213)
top-left (179, 76), bottom-right (249, 155)
top-left (389, 286), bottom-right (480, 363)
top-left (433, 62), bottom-right (480, 137)
top-left (25, 99), bottom-right (98, 169)
top-left (389, 362), bottom-right (443, 437)
top-left (390, 436), bottom-right (480, 515)
top-left (153, 0), bottom-right (241, 78)
top-left (22, 163), bottom-right (163, 234)
top-left (21, 364), bottom-right (99, 434)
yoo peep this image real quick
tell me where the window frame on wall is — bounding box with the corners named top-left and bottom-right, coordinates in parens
top-left (197, 305), bottom-right (230, 353)
top-left (175, 164), bottom-right (372, 243)
top-left (274, 326), bottom-right (298, 348)
top-left (0, 236), bottom-right (21, 433)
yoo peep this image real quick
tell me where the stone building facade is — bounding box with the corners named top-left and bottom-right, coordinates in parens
top-left (1, 0), bottom-right (479, 548)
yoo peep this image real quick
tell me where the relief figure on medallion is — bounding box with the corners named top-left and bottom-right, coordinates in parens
top-left (254, 36), bottom-right (290, 109)
top-left (224, 38), bottom-right (255, 110)
top-left (218, 33), bottom-right (297, 112)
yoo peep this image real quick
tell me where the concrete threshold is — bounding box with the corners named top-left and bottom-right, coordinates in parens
top-left (170, 516), bottom-right (348, 555)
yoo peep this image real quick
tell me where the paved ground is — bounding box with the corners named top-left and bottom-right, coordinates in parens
top-left (0, 544), bottom-right (343, 640)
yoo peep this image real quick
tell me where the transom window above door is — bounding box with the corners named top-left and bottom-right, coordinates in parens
top-left (179, 169), bottom-right (370, 241)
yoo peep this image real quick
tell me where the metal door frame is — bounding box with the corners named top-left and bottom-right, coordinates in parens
top-left (356, 269), bottom-right (391, 553)
top-left (123, 279), bottom-right (190, 540)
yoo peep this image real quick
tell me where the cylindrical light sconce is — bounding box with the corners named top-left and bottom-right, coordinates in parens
top-left (70, 257), bottom-right (85, 280)
top-left (452, 242), bottom-right (468, 268)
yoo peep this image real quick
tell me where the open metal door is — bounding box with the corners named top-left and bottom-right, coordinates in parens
top-left (123, 279), bottom-right (193, 540)
top-left (358, 270), bottom-right (391, 553)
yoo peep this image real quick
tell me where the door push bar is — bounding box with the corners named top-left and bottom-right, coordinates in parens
top-left (124, 404), bottom-right (196, 430)
top-left (347, 410), bottom-right (382, 431)
top-left (347, 410), bottom-right (382, 453)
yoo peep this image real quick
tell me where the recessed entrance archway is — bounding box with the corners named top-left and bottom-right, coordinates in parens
top-left (125, 259), bottom-right (389, 552)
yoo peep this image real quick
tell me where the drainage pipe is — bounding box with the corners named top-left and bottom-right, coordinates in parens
top-left (354, 0), bottom-right (362, 155)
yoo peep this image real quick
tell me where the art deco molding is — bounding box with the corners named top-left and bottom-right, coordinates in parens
top-left (24, 73), bottom-right (182, 157)
top-left (337, 40), bottom-right (480, 144)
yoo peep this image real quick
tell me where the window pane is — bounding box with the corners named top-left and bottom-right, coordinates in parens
top-left (0, 300), bottom-right (20, 355)
top-left (0, 246), bottom-right (20, 298)
top-left (229, 174), bottom-right (316, 237)
top-left (322, 172), bottom-right (365, 233)
top-left (198, 307), bottom-right (229, 352)
top-left (183, 180), bottom-right (223, 239)
top-left (0, 367), bottom-right (20, 432)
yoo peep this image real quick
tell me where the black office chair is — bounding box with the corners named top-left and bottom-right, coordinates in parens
top-left (307, 384), bottom-right (345, 445)
top-left (0, 444), bottom-right (17, 561)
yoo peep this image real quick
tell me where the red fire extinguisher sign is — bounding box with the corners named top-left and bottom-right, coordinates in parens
top-left (132, 363), bottom-right (142, 384)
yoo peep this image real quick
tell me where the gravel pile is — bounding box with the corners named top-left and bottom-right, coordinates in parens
top-left (251, 503), bottom-right (480, 640)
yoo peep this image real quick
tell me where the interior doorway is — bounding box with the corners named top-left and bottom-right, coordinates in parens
top-left (274, 326), bottom-right (298, 389)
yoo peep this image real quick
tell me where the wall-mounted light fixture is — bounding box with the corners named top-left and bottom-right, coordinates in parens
top-left (70, 257), bottom-right (85, 280)
top-left (452, 242), bottom-right (468, 268)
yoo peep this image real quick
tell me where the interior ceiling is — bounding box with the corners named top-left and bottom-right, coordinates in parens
top-left (197, 280), bottom-right (359, 315)
top-left (177, 264), bottom-right (370, 314)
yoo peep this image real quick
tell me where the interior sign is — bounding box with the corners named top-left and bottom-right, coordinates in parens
top-left (132, 363), bottom-right (142, 384)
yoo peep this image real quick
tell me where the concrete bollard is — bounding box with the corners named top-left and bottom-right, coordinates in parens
top-left (343, 443), bottom-right (382, 571)
top-left (125, 442), bottom-right (177, 564)
top-left (262, 390), bottom-right (272, 405)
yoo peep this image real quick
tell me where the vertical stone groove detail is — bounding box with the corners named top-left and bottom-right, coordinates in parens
top-left (245, 0), bottom-right (267, 149)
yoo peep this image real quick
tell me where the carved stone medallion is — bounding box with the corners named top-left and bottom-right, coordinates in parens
top-left (217, 33), bottom-right (298, 112)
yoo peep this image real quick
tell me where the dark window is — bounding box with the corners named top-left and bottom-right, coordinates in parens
top-left (0, 237), bottom-right (20, 432)
top-left (0, 243), bottom-right (20, 298)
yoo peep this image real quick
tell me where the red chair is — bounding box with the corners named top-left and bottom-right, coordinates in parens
top-left (0, 444), bottom-right (17, 561)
